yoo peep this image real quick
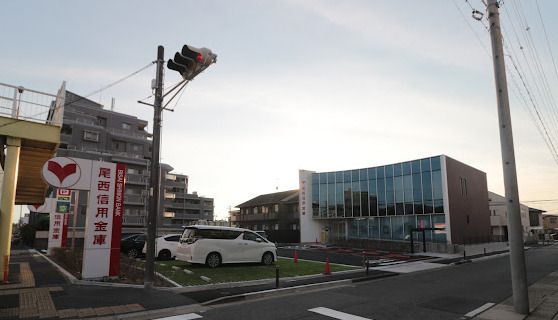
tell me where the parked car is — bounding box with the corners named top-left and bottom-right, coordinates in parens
top-left (142, 234), bottom-right (181, 260)
top-left (176, 225), bottom-right (276, 268)
top-left (255, 231), bottom-right (269, 240)
top-left (120, 234), bottom-right (146, 258)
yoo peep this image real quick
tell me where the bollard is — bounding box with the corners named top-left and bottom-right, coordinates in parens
top-left (484, 248), bottom-right (486, 255)
top-left (463, 250), bottom-right (466, 260)
top-left (293, 250), bottom-right (298, 264)
top-left (275, 266), bottom-right (280, 288)
top-left (366, 258), bottom-right (369, 276)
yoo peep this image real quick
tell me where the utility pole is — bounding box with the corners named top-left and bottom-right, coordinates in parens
top-left (487, 0), bottom-right (529, 314)
top-left (144, 45), bottom-right (164, 289)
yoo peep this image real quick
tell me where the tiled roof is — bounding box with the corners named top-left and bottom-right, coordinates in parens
top-left (236, 190), bottom-right (299, 208)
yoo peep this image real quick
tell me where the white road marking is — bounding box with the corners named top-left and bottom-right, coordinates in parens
top-left (464, 303), bottom-right (495, 318)
top-left (309, 307), bottom-right (372, 320)
top-left (154, 313), bottom-right (203, 320)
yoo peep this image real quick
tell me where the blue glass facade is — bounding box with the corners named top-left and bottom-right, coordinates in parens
top-left (311, 156), bottom-right (447, 242)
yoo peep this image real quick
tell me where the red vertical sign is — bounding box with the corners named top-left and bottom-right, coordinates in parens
top-left (61, 213), bottom-right (69, 247)
top-left (109, 163), bottom-right (126, 277)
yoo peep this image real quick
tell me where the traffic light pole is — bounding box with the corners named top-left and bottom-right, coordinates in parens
top-left (487, 0), bottom-right (529, 314)
top-left (144, 45), bottom-right (164, 289)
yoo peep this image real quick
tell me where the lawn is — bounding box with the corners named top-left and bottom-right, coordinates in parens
top-left (153, 257), bottom-right (358, 286)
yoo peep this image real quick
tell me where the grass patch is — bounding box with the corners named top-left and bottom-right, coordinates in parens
top-left (153, 258), bottom-right (358, 286)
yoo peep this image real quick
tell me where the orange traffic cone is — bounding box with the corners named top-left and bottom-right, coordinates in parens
top-left (293, 250), bottom-right (299, 264)
top-left (323, 257), bottom-right (331, 275)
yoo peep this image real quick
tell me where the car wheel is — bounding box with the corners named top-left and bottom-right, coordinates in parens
top-left (127, 248), bottom-right (139, 259)
top-left (158, 249), bottom-right (172, 261)
top-left (262, 252), bottom-right (274, 265)
top-left (206, 252), bottom-right (221, 268)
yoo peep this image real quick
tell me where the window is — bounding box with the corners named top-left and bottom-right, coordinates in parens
top-left (274, 204), bottom-right (279, 212)
top-left (122, 122), bottom-right (131, 130)
top-left (460, 177), bottom-right (468, 196)
top-left (163, 211), bottom-right (175, 218)
top-left (112, 139), bottom-right (126, 152)
top-left (253, 207), bottom-right (258, 214)
top-left (83, 130), bottom-right (99, 142)
top-left (132, 144), bottom-right (142, 153)
top-left (97, 117), bottom-right (107, 127)
top-left (165, 235), bottom-right (180, 242)
top-left (243, 232), bottom-right (259, 241)
top-left (61, 124), bottom-right (72, 135)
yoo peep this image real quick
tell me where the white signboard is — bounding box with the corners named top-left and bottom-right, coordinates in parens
top-left (81, 162), bottom-right (126, 279)
top-left (41, 157), bottom-right (92, 190)
top-left (41, 157), bottom-right (126, 280)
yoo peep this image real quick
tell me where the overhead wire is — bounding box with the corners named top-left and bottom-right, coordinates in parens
top-left (0, 61), bottom-right (155, 130)
top-left (534, 0), bottom-right (558, 86)
top-left (497, 1), bottom-right (558, 164)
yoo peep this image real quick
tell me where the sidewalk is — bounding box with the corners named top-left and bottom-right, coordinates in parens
top-left (473, 270), bottom-right (558, 320)
top-left (0, 250), bottom-right (198, 319)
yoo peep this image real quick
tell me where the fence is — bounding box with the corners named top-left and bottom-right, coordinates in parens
top-left (0, 81), bottom-right (66, 126)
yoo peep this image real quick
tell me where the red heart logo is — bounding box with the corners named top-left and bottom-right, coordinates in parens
top-left (47, 161), bottom-right (77, 184)
top-left (33, 204), bottom-right (42, 210)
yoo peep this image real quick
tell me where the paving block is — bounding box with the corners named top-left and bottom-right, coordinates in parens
top-left (77, 307), bottom-right (96, 318)
top-left (110, 305), bottom-right (130, 314)
top-left (94, 306), bottom-right (114, 316)
top-left (57, 309), bottom-right (78, 319)
top-left (124, 303), bottom-right (144, 312)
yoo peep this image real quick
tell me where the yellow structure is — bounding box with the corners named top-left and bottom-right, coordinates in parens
top-left (0, 82), bottom-right (64, 283)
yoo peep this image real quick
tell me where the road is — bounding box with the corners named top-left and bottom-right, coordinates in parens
top-left (188, 245), bottom-right (558, 320)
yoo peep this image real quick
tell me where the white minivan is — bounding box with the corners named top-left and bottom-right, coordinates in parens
top-left (175, 225), bottom-right (277, 268)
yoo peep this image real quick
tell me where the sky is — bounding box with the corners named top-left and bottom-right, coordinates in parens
top-left (3, 0), bottom-right (558, 221)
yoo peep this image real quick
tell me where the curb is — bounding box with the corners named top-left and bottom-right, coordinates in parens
top-left (95, 304), bottom-right (209, 320)
top-left (164, 267), bottom-right (365, 293)
top-left (200, 271), bottom-right (397, 306)
top-left (35, 249), bottom-right (179, 289)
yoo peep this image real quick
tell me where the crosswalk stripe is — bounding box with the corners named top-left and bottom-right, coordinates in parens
top-left (154, 313), bottom-right (203, 320)
top-left (309, 307), bottom-right (372, 320)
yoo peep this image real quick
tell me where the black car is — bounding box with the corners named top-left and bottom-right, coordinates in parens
top-left (120, 234), bottom-right (146, 258)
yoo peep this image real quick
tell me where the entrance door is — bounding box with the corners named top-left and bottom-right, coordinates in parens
top-left (331, 221), bottom-right (346, 242)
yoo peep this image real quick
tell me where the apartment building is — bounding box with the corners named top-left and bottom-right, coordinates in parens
top-left (54, 91), bottom-right (213, 235)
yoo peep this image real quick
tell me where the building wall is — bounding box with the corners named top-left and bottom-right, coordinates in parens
top-left (488, 191), bottom-right (541, 241)
top-left (236, 190), bottom-right (300, 243)
top-left (299, 170), bottom-right (321, 243)
top-left (544, 215), bottom-right (558, 231)
top-left (58, 91), bottom-right (213, 234)
top-left (445, 156), bottom-right (491, 244)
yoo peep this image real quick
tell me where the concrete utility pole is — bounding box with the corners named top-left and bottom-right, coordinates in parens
top-left (144, 45), bottom-right (164, 289)
top-left (486, 0), bottom-right (529, 314)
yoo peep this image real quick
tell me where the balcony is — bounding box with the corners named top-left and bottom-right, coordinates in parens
top-left (239, 212), bottom-right (279, 222)
top-left (123, 215), bottom-right (146, 226)
top-left (126, 173), bottom-right (148, 185)
top-left (107, 127), bottom-right (149, 141)
top-left (124, 194), bottom-right (146, 205)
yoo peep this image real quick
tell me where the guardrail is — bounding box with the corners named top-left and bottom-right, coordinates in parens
top-left (0, 81), bottom-right (65, 126)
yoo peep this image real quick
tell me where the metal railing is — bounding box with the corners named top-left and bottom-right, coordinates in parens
top-left (107, 127), bottom-right (148, 139)
top-left (0, 81), bottom-right (65, 126)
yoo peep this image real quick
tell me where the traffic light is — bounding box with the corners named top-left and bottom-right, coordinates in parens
top-left (167, 45), bottom-right (217, 80)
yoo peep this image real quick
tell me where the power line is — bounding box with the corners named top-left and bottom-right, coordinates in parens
top-left (534, 0), bottom-right (558, 85)
top-left (0, 62), bottom-right (155, 130)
